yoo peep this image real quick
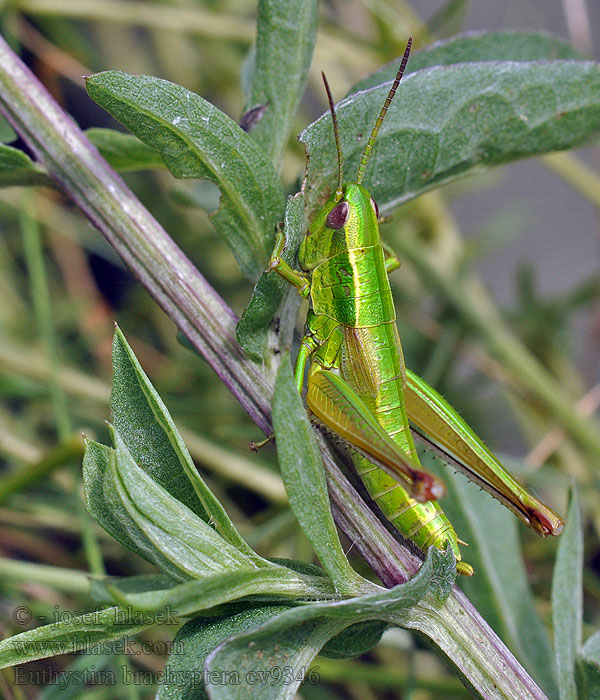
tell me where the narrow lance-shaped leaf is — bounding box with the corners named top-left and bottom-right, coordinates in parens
top-left (85, 435), bottom-right (201, 580)
top-left (301, 60), bottom-right (600, 218)
top-left (243, 0), bottom-right (318, 168)
top-left (0, 144), bottom-right (53, 187)
top-left (272, 353), bottom-right (365, 595)
top-left (237, 192), bottom-right (305, 363)
top-left (97, 567), bottom-right (335, 618)
top-left (110, 327), bottom-right (256, 557)
top-left (205, 548), bottom-right (454, 700)
top-left (103, 443), bottom-right (202, 581)
top-left (156, 607), bottom-right (293, 700)
top-left (349, 30), bottom-right (584, 94)
top-left (86, 428), bottom-right (242, 583)
top-left (98, 443), bottom-right (194, 580)
top-left (552, 487), bottom-right (583, 700)
top-left (0, 607), bottom-right (151, 669)
top-left (86, 71), bottom-right (286, 280)
top-left (83, 436), bottom-right (149, 561)
top-left (110, 425), bottom-right (265, 579)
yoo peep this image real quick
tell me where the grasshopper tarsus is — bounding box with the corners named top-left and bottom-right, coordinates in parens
top-left (457, 561), bottom-right (475, 577)
top-left (249, 434), bottom-right (274, 452)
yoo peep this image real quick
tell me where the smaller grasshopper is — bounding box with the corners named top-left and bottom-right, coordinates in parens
top-left (268, 38), bottom-right (563, 575)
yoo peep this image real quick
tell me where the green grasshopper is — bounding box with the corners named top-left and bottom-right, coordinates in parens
top-left (268, 38), bottom-right (564, 575)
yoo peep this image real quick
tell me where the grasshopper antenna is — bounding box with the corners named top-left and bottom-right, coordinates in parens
top-left (322, 71), bottom-right (344, 201)
top-left (356, 36), bottom-right (412, 185)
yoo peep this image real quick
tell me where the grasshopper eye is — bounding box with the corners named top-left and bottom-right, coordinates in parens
top-left (326, 201), bottom-right (349, 229)
top-left (370, 197), bottom-right (379, 219)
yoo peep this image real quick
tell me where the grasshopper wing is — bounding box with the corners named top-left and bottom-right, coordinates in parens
top-left (405, 369), bottom-right (564, 536)
top-left (306, 368), bottom-right (445, 503)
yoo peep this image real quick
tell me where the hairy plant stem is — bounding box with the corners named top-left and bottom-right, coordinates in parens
top-left (0, 35), bottom-right (548, 700)
top-left (0, 36), bottom-right (272, 437)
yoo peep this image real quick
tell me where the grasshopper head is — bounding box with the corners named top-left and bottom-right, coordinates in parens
top-left (299, 183), bottom-right (380, 270)
top-left (301, 39), bottom-right (412, 271)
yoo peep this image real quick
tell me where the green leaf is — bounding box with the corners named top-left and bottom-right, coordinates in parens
top-left (580, 630), bottom-right (600, 700)
top-left (86, 71), bottom-right (286, 280)
top-left (110, 327), bottom-right (255, 556)
top-left (93, 567), bottom-right (335, 618)
top-left (420, 452), bottom-right (558, 698)
top-left (552, 487), bottom-right (583, 700)
top-left (272, 354), bottom-right (364, 595)
top-left (237, 192), bottom-right (305, 362)
top-left (205, 547), bottom-right (453, 700)
top-left (209, 616), bottom-right (349, 700)
top-left (318, 620), bottom-right (388, 659)
top-left (0, 606), bottom-right (151, 669)
top-left (243, 0), bottom-right (318, 168)
top-left (350, 31), bottom-right (584, 94)
top-left (301, 60), bottom-right (600, 218)
top-left (0, 144), bottom-right (53, 187)
top-left (86, 127), bottom-right (164, 171)
top-left (89, 573), bottom-right (177, 604)
top-left (83, 436), bottom-right (149, 561)
top-left (156, 607), bottom-right (292, 700)
top-left (84, 440), bottom-right (190, 580)
top-left (110, 425), bottom-right (262, 579)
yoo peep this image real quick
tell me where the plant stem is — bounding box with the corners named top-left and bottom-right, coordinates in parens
top-left (0, 557), bottom-right (91, 593)
top-left (0, 34), bottom-right (272, 438)
top-left (0, 35), bottom-right (548, 700)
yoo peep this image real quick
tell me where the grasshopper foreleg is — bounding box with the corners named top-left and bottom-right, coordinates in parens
top-left (268, 229), bottom-right (311, 298)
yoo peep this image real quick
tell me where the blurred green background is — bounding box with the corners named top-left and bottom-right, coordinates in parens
top-left (0, 1), bottom-right (599, 698)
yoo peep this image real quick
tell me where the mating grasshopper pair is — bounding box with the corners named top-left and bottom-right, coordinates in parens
top-left (267, 38), bottom-right (564, 575)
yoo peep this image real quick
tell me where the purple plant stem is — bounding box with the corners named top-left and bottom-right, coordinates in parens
top-left (0, 34), bottom-right (271, 437)
top-left (0, 35), bottom-right (547, 700)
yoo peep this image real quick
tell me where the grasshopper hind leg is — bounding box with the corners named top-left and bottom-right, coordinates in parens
top-left (305, 367), bottom-right (446, 503)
